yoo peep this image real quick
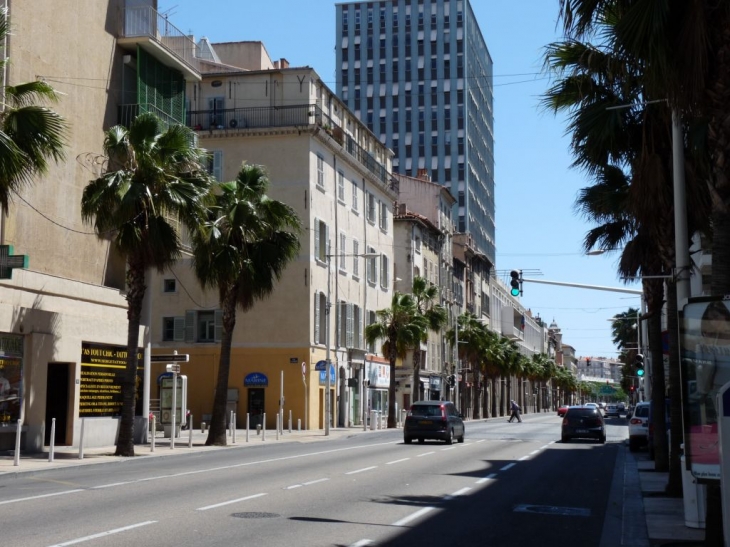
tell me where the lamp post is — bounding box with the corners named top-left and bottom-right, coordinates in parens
top-left (325, 249), bottom-right (379, 436)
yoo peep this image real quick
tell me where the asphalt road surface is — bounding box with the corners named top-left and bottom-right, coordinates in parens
top-left (0, 413), bottom-right (629, 547)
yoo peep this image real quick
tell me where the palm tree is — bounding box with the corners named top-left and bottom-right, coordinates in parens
top-left (81, 113), bottom-right (213, 456)
top-left (445, 312), bottom-right (487, 418)
top-left (0, 8), bottom-right (67, 211)
top-left (410, 276), bottom-right (447, 404)
top-left (191, 163), bottom-right (301, 446)
top-left (365, 293), bottom-right (428, 428)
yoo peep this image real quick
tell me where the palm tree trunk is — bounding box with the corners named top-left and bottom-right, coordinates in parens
top-left (665, 280), bottom-right (683, 496)
top-left (206, 291), bottom-right (237, 446)
top-left (115, 260), bottom-right (146, 457)
top-left (412, 349), bottom-right (421, 404)
top-left (647, 280), bottom-right (669, 472)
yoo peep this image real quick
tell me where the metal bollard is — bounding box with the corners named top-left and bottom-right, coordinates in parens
top-left (370, 410), bottom-right (376, 431)
top-left (246, 413), bottom-right (250, 443)
top-left (49, 418), bottom-right (56, 462)
top-left (289, 410), bottom-right (292, 433)
top-left (14, 418), bottom-right (22, 466)
top-left (262, 413), bottom-right (266, 441)
top-left (188, 413), bottom-right (193, 448)
top-left (232, 413), bottom-right (236, 444)
top-left (229, 411), bottom-right (234, 438)
top-left (297, 418), bottom-right (301, 432)
top-left (151, 414), bottom-right (156, 452)
top-left (201, 421), bottom-right (206, 433)
top-left (78, 418), bottom-right (85, 460)
top-left (276, 414), bottom-right (280, 440)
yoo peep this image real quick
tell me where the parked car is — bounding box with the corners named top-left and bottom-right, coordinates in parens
top-left (628, 401), bottom-right (650, 451)
top-left (617, 402), bottom-right (626, 414)
top-left (557, 404), bottom-right (570, 417)
top-left (562, 406), bottom-right (606, 443)
top-left (403, 401), bottom-right (465, 445)
top-left (603, 404), bottom-right (620, 418)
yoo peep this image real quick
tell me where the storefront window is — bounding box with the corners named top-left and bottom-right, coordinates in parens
top-left (0, 334), bottom-right (23, 425)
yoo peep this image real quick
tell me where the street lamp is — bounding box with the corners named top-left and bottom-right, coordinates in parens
top-left (325, 249), bottom-right (379, 436)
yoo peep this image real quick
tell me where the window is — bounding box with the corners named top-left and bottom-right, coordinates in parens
top-left (379, 200), bottom-right (388, 232)
top-left (338, 171), bottom-right (345, 202)
top-left (162, 317), bottom-right (185, 342)
top-left (337, 301), bottom-right (355, 347)
top-left (314, 218), bottom-right (329, 263)
top-left (208, 150), bottom-right (223, 181)
top-left (163, 278), bottom-right (176, 293)
top-left (367, 246), bottom-right (378, 285)
top-left (339, 232), bottom-right (347, 271)
top-left (380, 254), bottom-right (389, 288)
top-left (314, 291), bottom-right (327, 344)
top-left (367, 192), bottom-right (376, 223)
top-left (317, 154), bottom-right (325, 188)
top-left (184, 310), bottom-right (222, 343)
top-left (353, 239), bottom-right (360, 278)
top-left (351, 180), bottom-right (359, 211)
top-left (354, 305), bottom-right (363, 349)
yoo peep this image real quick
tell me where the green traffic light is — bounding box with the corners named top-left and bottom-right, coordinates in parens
top-left (636, 368), bottom-right (645, 377)
top-left (510, 287), bottom-right (520, 297)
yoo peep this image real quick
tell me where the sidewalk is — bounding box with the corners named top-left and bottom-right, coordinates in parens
top-left (628, 448), bottom-right (706, 546)
top-left (0, 424), bottom-right (373, 477)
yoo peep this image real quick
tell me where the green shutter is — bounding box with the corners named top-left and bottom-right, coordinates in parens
top-left (137, 46), bottom-right (186, 126)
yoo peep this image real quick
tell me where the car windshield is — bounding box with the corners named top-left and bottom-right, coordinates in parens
top-left (410, 405), bottom-right (443, 417)
top-left (635, 405), bottom-right (649, 418)
top-left (567, 408), bottom-right (600, 418)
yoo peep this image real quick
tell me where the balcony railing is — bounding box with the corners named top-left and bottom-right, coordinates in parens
top-left (120, 5), bottom-right (200, 73)
top-left (187, 104), bottom-right (390, 186)
top-left (118, 103), bottom-right (181, 129)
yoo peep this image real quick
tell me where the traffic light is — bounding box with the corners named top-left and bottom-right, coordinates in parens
top-left (586, 358), bottom-right (591, 366)
top-left (510, 270), bottom-right (522, 297)
top-left (447, 375), bottom-right (456, 387)
top-left (635, 353), bottom-right (645, 377)
top-left (630, 385), bottom-right (635, 392)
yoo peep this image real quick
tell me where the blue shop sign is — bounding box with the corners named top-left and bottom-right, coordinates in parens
top-left (244, 372), bottom-right (269, 387)
top-left (318, 364), bottom-right (336, 385)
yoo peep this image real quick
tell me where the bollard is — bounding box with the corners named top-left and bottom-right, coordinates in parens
top-left (262, 413), bottom-right (266, 441)
top-left (370, 410), bottom-right (376, 431)
top-left (78, 418), bottom-right (85, 460)
top-left (13, 418), bottom-right (22, 466)
top-left (229, 411), bottom-right (233, 438)
top-left (188, 413), bottom-right (193, 448)
top-left (201, 421), bottom-right (206, 433)
top-left (256, 424), bottom-right (261, 436)
top-left (297, 418), bottom-right (301, 432)
top-left (232, 413), bottom-right (236, 444)
top-left (151, 414), bottom-right (156, 452)
top-left (289, 410), bottom-right (292, 433)
top-left (276, 414), bottom-right (280, 440)
top-left (246, 413), bottom-right (250, 443)
top-left (49, 418), bottom-right (56, 462)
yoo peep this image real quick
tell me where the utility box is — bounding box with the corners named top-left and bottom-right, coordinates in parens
top-left (160, 375), bottom-right (187, 438)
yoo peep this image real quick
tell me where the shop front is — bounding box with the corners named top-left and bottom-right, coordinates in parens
top-left (0, 333), bottom-right (23, 450)
top-left (366, 357), bottom-right (390, 425)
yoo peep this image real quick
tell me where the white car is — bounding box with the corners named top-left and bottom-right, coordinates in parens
top-left (585, 402), bottom-right (599, 409)
top-left (604, 404), bottom-right (620, 418)
top-left (628, 402), bottom-right (650, 451)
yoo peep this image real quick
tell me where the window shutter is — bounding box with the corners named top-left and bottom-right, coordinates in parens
top-left (357, 307), bottom-right (363, 349)
top-left (314, 291), bottom-right (321, 344)
top-left (214, 310), bottom-right (223, 342)
top-left (335, 301), bottom-right (340, 347)
top-left (347, 303), bottom-right (353, 348)
top-left (185, 310), bottom-right (196, 343)
top-left (314, 217), bottom-right (320, 260)
top-left (173, 317), bottom-right (185, 341)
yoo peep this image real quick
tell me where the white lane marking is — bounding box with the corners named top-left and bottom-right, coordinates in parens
top-left (518, 455), bottom-right (530, 461)
top-left (286, 484), bottom-right (303, 490)
top-left (92, 441), bottom-right (398, 490)
top-left (91, 482), bottom-right (130, 489)
top-left (196, 492), bottom-right (267, 511)
top-left (350, 540), bottom-right (374, 547)
top-left (476, 440), bottom-right (486, 443)
top-left (392, 506), bottom-right (436, 527)
top-left (442, 447), bottom-right (457, 451)
top-left (417, 451), bottom-right (435, 457)
top-left (443, 487), bottom-right (471, 500)
top-left (0, 489), bottom-right (84, 506)
top-left (47, 521), bottom-right (156, 546)
top-left (500, 463), bottom-right (516, 471)
top-left (386, 458), bottom-right (410, 465)
top-left (345, 466), bottom-right (377, 475)
top-left (476, 473), bottom-right (498, 485)
top-left (540, 445), bottom-right (550, 450)
top-left (529, 450), bottom-right (541, 455)
top-left (303, 478), bottom-right (329, 486)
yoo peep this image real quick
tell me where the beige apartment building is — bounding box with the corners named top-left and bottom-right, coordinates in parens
top-left (147, 41), bottom-right (397, 431)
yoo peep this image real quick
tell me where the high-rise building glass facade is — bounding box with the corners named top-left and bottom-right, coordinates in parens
top-left (336, 0), bottom-right (495, 264)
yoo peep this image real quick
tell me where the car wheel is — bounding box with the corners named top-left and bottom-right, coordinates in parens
top-left (445, 429), bottom-right (453, 445)
top-left (457, 432), bottom-right (465, 443)
top-left (418, 437), bottom-right (425, 444)
top-left (404, 437), bottom-right (412, 444)
top-left (629, 438), bottom-right (639, 452)
top-left (562, 435), bottom-right (570, 443)
top-left (599, 435), bottom-right (606, 444)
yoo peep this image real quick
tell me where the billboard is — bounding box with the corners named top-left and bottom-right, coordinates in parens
top-left (680, 296), bottom-right (730, 481)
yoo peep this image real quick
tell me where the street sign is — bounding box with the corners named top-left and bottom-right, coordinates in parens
top-left (166, 364), bottom-right (180, 373)
top-left (150, 354), bottom-right (189, 363)
top-left (314, 360), bottom-right (327, 371)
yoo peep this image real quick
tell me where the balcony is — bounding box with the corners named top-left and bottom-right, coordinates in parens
top-left (118, 5), bottom-right (200, 81)
top-left (187, 104), bottom-right (390, 187)
top-left (118, 103), bottom-right (181, 129)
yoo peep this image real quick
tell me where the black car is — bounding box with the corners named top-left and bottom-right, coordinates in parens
top-left (403, 401), bottom-right (465, 444)
top-left (561, 406), bottom-right (606, 443)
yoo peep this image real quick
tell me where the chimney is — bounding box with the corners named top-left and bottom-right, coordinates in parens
top-left (416, 169), bottom-right (430, 182)
top-left (280, 58), bottom-right (290, 69)
top-left (273, 60), bottom-right (280, 69)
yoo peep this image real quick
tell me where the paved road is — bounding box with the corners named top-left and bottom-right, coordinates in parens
top-left (0, 413), bottom-right (628, 547)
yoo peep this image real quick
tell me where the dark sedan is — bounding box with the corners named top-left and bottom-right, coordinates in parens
top-left (404, 401), bottom-right (465, 444)
top-left (562, 406), bottom-right (606, 443)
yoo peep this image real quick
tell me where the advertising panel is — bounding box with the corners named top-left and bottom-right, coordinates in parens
top-left (80, 341), bottom-right (144, 418)
top-left (680, 296), bottom-right (730, 481)
top-left (0, 333), bottom-right (23, 425)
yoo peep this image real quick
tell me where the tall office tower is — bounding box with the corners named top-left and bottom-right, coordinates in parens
top-left (336, 0), bottom-right (495, 265)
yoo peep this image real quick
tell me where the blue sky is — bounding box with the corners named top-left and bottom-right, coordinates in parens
top-left (163, 0), bottom-right (642, 361)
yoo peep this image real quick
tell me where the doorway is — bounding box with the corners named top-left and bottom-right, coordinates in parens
top-left (247, 388), bottom-right (265, 428)
top-left (45, 363), bottom-right (70, 446)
